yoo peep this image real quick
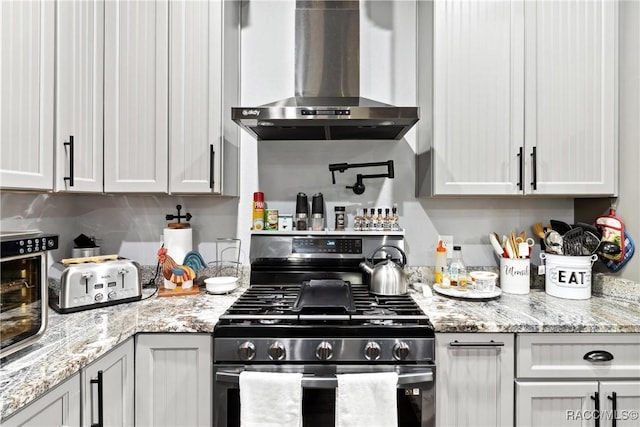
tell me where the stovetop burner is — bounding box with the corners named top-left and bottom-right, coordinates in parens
top-left (215, 282), bottom-right (433, 338)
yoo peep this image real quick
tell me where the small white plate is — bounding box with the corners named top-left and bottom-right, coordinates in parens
top-left (433, 284), bottom-right (502, 300)
top-left (205, 277), bottom-right (239, 294)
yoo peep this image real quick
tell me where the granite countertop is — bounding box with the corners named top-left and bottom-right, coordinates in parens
top-left (2, 284), bottom-right (640, 420)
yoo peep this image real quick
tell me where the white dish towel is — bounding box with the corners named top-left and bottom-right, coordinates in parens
top-left (336, 372), bottom-right (399, 427)
top-left (239, 371), bottom-right (303, 427)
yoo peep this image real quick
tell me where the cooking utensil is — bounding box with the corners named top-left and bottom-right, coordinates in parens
top-left (596, 240), bottom-right (621, 256)
top-left (575, 222), bottom-right (602, 240)
top-left (582, 230), bottom-right (602, 255)
top-left (504, 236), bottom-right (515, 259)
top-left (544, 230), bottom-right (563, 254)
top-left (489, 233), bottom-right (505, 257)
top-left (550, 219), bottom-right (573, 236)
top-left (532, 223), bottom-right (546, 239)
top-left (359, 245), bottom-right (409, 295)
top-left (562, 227), bottom-right (585, 256)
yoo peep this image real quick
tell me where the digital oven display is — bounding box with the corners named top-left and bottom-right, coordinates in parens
top-left (292, 238), bottom-right (362, 254)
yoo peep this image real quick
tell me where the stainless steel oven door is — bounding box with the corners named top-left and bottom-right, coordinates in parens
top-left (0, 252), bottom-right (48, 358)
top-left (213, 364), bottom-right (435, 427)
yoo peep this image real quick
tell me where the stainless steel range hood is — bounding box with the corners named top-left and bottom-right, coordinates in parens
top-left (232, 0), bottom-right (419, 141)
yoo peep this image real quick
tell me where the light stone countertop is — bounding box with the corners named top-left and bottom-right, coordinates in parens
top-left (2, 281), bottom-right (639, 420)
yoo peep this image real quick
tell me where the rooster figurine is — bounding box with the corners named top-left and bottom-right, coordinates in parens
top-left (157, 246), bottom-right (196, 286)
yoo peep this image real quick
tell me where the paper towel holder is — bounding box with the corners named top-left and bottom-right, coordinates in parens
top-left (166, 204), bottom-right (192, 229)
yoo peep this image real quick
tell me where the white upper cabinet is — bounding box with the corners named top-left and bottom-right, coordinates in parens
top-left (169, 0), bottom-right (239, 195)
top-left (55, 0), bottom-right (105, 193)
top-left (417, 0), bottom-right (618, 197)
top-left (431, 0), bottom-right (525, 196)
top-left (103, 0), bottom-right (169, 193)
top-left (524, 0), bottom-right (618, 196)
top-left (0, 0), bottom-right (55, 191)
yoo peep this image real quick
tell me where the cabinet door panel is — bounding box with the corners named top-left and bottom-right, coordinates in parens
top-left (135, 333), bottom-right (212, 427)
top-left (55, 0), bottom-right (104, 192)
top-left (436, 333), bottom-right (514, 426)
top-left (432, 0), bottom-right (524, 195)
top-left (169, 0), bottom-right (223, 194)
top-left (600, 381), bottom-right (640, 427)
top-left (2, 373), bottom-right (80, 427)
top-left (82, 338), bottom-right (134, 427)
top-left (104, 0), bottom-right (168, 192)
top-left (0, 0), bottom-right (54, 190)
top-left (516, 381), bottom-right (598, 427)
top-left (524, 0), bottom-right (617, 195)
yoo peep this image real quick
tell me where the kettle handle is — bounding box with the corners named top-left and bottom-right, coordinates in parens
top-left (370, 245), bottom-right (407, 267)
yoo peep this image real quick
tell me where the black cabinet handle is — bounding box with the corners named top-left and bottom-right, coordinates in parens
top-left (209, 144), bottom-right (215, 189)
top-left (583, 350), bottom-right (614, 362)
top-left (608, 392), bottom-right (618, 427)
top-left (591, 392), bottom-right (600, 427)
top-left (64, 135), bottom-right (75, 187)
top-left (449, 340), bottom-right (505, 347)
top-left (90, 370), bottom-right (104, 427)
top-left (517, 146), bottom-right (523, 190)
top-left (530, 146), bottom-right (537, 190)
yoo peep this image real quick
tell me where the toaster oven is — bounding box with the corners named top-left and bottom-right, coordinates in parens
top-left (1, 231), bottom-right (59, 358)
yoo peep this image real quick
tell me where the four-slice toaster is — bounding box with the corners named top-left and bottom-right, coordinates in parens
top-left (48, 257), bottom-right (142, 313)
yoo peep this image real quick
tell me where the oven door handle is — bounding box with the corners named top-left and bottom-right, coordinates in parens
top-left (215, 371), bottom-right (433, 389)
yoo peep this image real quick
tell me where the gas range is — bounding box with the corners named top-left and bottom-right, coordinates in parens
top-left (213, 233), bottom-right (435, 364)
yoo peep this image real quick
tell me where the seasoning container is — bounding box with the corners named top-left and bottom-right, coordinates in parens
top-left (278, 214), bottom-right (293, 231)
top-left (334, 206), bottom-right (346, 231)
top-left (448, 245), bottom-right (468, 289)
top-left (252, 192), bottom-right (265, 230)
top-left (265, 209), bottom-right (279, 230)
top-left (434, 240), bottom-right (447, 284)
top-left (295, 192), bottom-right (309, 230)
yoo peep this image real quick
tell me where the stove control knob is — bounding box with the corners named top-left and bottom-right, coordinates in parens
top-left (393, 342), bottom-right (410, 361)
top-left (238, 341), bottom-right (256, 361)
top-left (268, 342), bottom-right (286, 361)
top-left (315, 341), bottom-right (333, 361)
top-left (364, 341), bottom-right (381, 361)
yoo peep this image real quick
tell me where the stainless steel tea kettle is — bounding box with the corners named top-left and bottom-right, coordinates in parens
top-left (359, 245), bottom-right (409, 295)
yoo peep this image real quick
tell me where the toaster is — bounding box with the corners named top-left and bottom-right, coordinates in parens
top-left (48, 257), bottom-right (142, 313)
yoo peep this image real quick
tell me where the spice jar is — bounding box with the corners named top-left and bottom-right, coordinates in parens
top-left (334, 206), bottom-right (346, 231)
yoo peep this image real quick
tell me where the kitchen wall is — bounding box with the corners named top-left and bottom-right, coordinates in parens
top-left (575, 0), bottom-right (640, 282)
top-left (1, 0), bottom-right (637, 281)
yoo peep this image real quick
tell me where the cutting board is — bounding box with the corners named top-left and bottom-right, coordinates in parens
top-left (158, 284), bottom-right (201, 297)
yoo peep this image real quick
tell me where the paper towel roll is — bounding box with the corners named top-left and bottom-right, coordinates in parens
top-left (163, 228), bottom-right (193, 264)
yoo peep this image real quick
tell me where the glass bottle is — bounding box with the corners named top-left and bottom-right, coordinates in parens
top-left (369, 208), bottom-right (376, 230)
top-left (353, 209), bottom-right (363, 231)
top-left (391, 206), bottom-right (399, 231)
top-left (376, 208), bottom-right (383, 231)
top-left (383, 208), bottom-right (391, 231)
top-left (448, 245), bottom-right (468, 289)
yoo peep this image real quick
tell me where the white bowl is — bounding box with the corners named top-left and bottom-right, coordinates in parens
top-left (469, 271), bottom-right (498, 292)
top-left (205, 276), bottom-right (239, 294)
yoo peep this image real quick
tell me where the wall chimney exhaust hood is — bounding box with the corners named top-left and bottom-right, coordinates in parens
top-left (232, 0), bottom-right (419, 141)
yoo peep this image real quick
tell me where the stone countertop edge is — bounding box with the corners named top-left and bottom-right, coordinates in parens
top-left (2, 283), bottom-right (640, 420)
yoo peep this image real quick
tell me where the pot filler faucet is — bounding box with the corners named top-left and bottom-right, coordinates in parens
top-left (328, 160), bottom-right (395, 195)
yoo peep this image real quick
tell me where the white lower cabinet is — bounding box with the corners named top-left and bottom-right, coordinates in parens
top-left (516, 333), bottom-right (640, 427)
top-left (135, 333), bottom-right (212, 427)
top-left (2, 373), bottom-right (81, 427)
top-left (81, 337), bottom-right (135, 427)
top-left (436, 333), bottom-right (515, 427)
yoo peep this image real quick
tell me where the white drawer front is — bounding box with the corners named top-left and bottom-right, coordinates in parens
top-left (517, 334), bottom-right (640, 379)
